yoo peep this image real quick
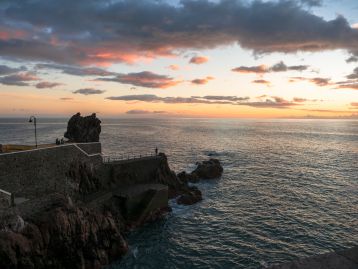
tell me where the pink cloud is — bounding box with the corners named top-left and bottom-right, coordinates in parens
top-left (189, 56), bottom-right (209, 65)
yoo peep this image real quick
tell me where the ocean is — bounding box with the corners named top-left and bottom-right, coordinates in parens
top-left (0, 118), bottom-right (357, 268)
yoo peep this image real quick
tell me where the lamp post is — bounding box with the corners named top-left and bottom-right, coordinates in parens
top-left (28, 116), bottom-right (37, 148)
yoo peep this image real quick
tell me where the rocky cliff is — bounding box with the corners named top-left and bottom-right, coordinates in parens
top-left (0, 196), bottom-right (128, 269)
top-left (64, 113), bottom-right (101, 143)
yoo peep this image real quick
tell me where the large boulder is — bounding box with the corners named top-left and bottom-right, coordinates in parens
top-left (64, 113), bottom-right (101, 143)
top-left (177, 159), bottom-right (223, 183)
top-left (192, 159), bottom-right (223, 179)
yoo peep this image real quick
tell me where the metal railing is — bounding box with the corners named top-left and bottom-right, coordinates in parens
top-left (102, 152), bottom-right (158, 163)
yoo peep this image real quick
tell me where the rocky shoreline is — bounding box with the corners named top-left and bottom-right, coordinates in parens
top-left (0, 154), bottom-right (222, 269)
top-left (0, 113), bottom-right (224, 268)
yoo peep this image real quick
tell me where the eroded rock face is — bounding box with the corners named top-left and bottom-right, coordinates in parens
top-left (67, 160), bottom-right (101, 194)
top-left (0, 198), bottom-right (128, 269)
top-left (154, 153), bottom-right (204, 206)
top-left (0, 208), bottom-right (25, 233)
top-left (176, 186), bottom-right (202, 205)
top-left (177, 171), bottom-right (199, 184)
top-left (64, 113), bottom-right (101, 143)
top-left (192, 159), bottom-right (223, 179)
top-left (155, 153), bottom-right (187, 198)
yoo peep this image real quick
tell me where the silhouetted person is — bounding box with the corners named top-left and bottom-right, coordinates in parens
top-left (155, 147), bottom-right (158, 156)
top-left (56, 138), bottom-right (60, 145)
top-left (60, 138), bottom-right (64, 144)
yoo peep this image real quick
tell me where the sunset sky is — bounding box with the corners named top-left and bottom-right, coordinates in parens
top-left (0, 0), bottom-right (358, 118)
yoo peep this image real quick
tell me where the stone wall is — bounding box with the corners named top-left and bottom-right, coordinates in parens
top-left (0, 143), bottom-right (102, 199)
top-left (103, 157), bottom-right (163, 188)
top-left (76, 142), bottom-right (102, 155)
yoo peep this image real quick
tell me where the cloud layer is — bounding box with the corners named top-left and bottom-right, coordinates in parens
top-left (1, 0), bottom-right (358, 66)
top-left (99, 71), bottom-right (181, 88)
top-left (232, 61), bottom-right (309, 74)
top-left (0, 72), bottom-right (39, 86)
top-left (73, 88), bottom-right (105, 95)
top-left (106, 94), bottom-right (311, 109)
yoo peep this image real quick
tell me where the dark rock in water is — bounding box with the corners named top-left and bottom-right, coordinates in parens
top-left (192, 159), bottom-right (223, 179)
top-left (176, 186), bottom-right (202, 205)
top-left (64, 112), bottom-right (101, 143)
top-left (177, 158), bottom-right (223, 182)
top-left (177, 171), bottom-right (199, 183)
top-left (154, 153), bottom-right (204, 206)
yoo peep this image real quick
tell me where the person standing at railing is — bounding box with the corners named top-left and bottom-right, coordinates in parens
top-left (155, 147), bottom-right (158, 156)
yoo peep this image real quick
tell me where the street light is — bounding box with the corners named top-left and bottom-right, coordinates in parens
top-left (28, 116), bottom-right (37, 148)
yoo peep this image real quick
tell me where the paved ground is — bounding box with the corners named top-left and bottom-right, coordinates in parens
top-left (267, 246), bottom-right (358, 269)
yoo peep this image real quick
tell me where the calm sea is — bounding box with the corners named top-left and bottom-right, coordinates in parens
top-left (0, 118), bottom-right (357, 268)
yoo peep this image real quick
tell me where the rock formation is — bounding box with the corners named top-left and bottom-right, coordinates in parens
top-left (153, 153), bottom-right (205, 205)
top-left (176, 186), bottom-right (202, 205)
top-left (192, 159), bottom-right (223, 179)
top-left (64, 113), bottom-right (101, 143)
top-left (177, 158), bottom-right (223, 183)
top-left (0, 196), bottom-right (128, 269)
top-left (67, 160), bottom-right (101, 194)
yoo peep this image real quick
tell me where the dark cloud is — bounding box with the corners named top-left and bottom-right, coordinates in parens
top-left (270, 61), bottom-right (288, 72)
top-left (36, 64), bottom-right (117, 77)
top-left (73, 88), bottom-right (105, 95)
top-left (0, 65), bottom-right (26, 75)
top-left (347, 67), bottom-right (358, 79)
top-left (337, 83), bottom-right (358, 90)
top-left (271, 61), bottom-right (308, 72)
top-left (298, 108), bottom-right (351, 113)
top-left (290, 76), bottom-right (331, 86)
top-left (200, 96), bottom-right (250, 101)
top-left (233, 61), bottom-right (308, 74)
top-left (0, 39), bottom-right (84, 65)
top-left (252, 79), bottom-right (270, 84)
top-left (310, 77), bottom-right (331, 86)
top-left (189, 56), bottom-right (208, 64)
top-left (1, 0), bottom-right (357, 65)
top-left (106, 94), bottom-right (304, 109)
top-left (232, 65), bottom-right (267, 74)
top-left (35, 81), bottom-right (63, 89)
top-left (237, 96), bottom-right (299, 108)
top-left (346, 56), bottom-right (358, 63)
top-left (293, 97), bottom-right (307, 102)
top-left (0, 72), bottom-right (39, 86)
top-left (191, 76), bottom-right (214, 85)
top-left (107, 94), bottom-right (244, 105)
top-left (126, 110), bottom-right (167, 114)
top-left (300, 0), bottom-right (322, 7)
top-left (99, 71), bottom-right (181, 88)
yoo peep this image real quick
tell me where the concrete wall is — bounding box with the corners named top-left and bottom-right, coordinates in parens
top-left (0, 143), bottom-right (102, 199)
